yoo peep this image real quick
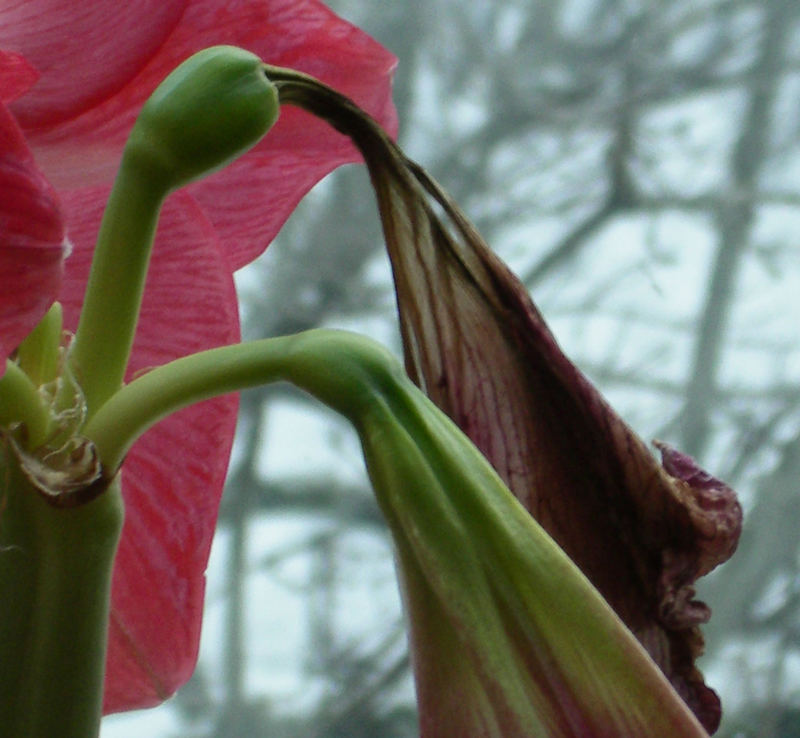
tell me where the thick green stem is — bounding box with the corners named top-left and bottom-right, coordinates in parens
top-left (69, 162), bottom-right (166, 417)
top-left (0, 455), bottom-right (123, 738)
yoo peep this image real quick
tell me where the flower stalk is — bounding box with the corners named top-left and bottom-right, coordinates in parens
top-left (70, 46), bottom-right (280, 417)
top-left (68, 159), bottom-right (164, 415)
top-left (0, 452), bottom-right (123, 738)
top-left (0, 46), bottom-right (282, 735)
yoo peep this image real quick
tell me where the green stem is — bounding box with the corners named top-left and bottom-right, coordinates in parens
top-left (0, 457), bottom-right (123, 738)
top-left (69, 159), bottom-right (166, 418)
top-left (69, 47), bottom-right (279, 419)
top-left (83, 336), bottom-right (294, 471)
top-left (83, 329), bottom-right (397, 472)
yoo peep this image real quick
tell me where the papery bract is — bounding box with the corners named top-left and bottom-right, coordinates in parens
top-left (375, 138), bottom-right (742, 734)
top-left (376, 169), bottom-right (742, 733)
top-left (0, 0), bottom-right (396, 713)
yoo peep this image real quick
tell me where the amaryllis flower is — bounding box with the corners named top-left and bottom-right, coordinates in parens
top-left (0, 0), bottom-right (395, 713)
top-left (263, 69), bottom-right (742, 734)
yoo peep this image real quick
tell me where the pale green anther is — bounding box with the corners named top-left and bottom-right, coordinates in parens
top-left (15, 302), bottom-right (63, 388)
top-left (125, 45), bottom-right (280, 194)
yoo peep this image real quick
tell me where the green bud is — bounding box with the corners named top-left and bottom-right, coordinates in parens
top-left (125, 45), bottom-right (279, 193)
top-left (15, 302), bottom-right (63, 388)
top-left (70, 47), bottom-right (280, 414)
top-left (73, 325), bottom-right (716, 732)
top-left (279, 330), bottom-right (711, 737)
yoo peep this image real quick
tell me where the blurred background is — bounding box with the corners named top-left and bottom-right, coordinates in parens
top-left (105, 1), bottom-right (800, 736)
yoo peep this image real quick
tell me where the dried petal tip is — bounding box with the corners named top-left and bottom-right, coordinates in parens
top-left (650, 440), bottom-right (742, 734)
top-left (655, 440), bottom-right (743, 572)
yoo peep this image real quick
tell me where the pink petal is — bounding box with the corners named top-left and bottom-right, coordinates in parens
top-left (0, 50), bottom-right (39, 103)
top-left (102, 390), bottom-right (237, 712)
top-left (12, 0), bottom-right (396, 268)
top-left (0, 103), bottom-right (65, 367)
top-left (58, 189), bottom-right (239, 711)
top-left (1, 1), bottom-right (186, 128)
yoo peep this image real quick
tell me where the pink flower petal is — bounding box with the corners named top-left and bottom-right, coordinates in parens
top-left (1, 1), bottom-right (186, 128)
top-left (103, 390), bottom-right (237, 712)
top-left (58, 189), bottom-right (239, 711)
top-left (0, 50), bottom-right (39, 103)
top-left (12, 0), bottom-right (396, 269)
top-left (0, 103), bottom-right (65, 366)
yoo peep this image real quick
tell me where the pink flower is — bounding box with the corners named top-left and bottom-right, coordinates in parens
top-left (0, 0), bottom-right (396, 713)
